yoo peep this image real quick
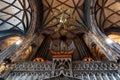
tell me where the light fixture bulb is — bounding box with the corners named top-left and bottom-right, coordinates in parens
top-left (53, 7), bottom-right (76, 33)
top-left (16, 40), bottom-right (22, 45)
top-left (106, 38), bottom-right (113, 44)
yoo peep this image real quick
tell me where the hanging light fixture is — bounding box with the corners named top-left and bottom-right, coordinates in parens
top-left (52, 7), bottom-right (76, 33)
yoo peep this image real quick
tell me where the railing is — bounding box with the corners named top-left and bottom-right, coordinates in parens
top-left (3, 61), bottom-right (120, 80)
top-left (13, 61), bottom-right (52, 71)
top-left (72, 61), bottom-right (118, 71)
top-left (72, 61), bottom-right (120, 80)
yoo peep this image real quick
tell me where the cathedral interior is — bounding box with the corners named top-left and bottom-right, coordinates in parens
top-left (0, 0), bottom-right (120, 80)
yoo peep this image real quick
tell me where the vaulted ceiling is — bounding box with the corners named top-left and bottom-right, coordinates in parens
top-left (40, 0), bottom-right (120, 36)
top-left (0, 0), bottom-right (119, 35)
top-left (0, 0), bottom-right (32, 33)
top-left (94, 0), bottom-right (120, 34)
top-left (41, 0), bottom-right (86, 40)
top-left (42, 0), bottom-right (85, 29)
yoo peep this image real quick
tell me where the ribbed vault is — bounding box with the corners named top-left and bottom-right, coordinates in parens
top-left (0, 0), bottom-right (32, 33)
top-left (41, 0), bottom-right (87, 34)
top-left (94, 0), bottom-right (120, 34)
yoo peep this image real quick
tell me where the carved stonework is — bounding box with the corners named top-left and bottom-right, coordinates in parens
top-left (1, 61), bottom-right (119, 80)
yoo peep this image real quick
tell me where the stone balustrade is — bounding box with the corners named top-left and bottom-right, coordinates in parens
top-left (72, 61), bottom-right (118, 71)
top-left (13, 62), bottom-right (52, 71)
top-left (3, 61), bottom-right (120, 80)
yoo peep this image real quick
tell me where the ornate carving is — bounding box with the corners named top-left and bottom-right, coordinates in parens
top-left (2, 61), bottom-right (119, 80)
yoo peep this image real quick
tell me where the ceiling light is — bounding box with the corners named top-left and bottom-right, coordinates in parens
top-left (106, 38), bottom-right (113, 44)
top-left (52, 7), bottom-right (76, 33)
top-left (16, 40), bottom-right (22, 45)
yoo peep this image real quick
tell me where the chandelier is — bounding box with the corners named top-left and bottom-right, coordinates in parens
top-left (52, 7), bottom-right (76, 33)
